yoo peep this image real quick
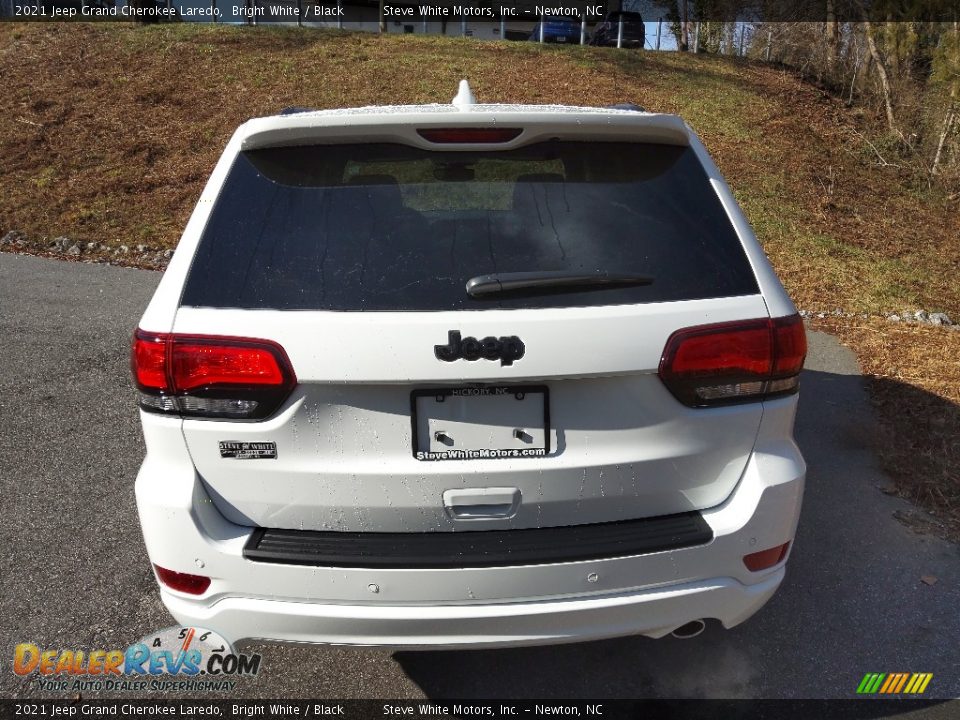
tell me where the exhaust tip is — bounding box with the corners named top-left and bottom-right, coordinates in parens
top-left (671, 619), bottom-right (706, 639)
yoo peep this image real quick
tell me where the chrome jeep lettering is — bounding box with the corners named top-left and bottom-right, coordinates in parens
top-left (434, 331), bottom-right (525, 366)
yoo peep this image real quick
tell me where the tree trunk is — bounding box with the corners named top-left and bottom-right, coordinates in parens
top-left (886, 21), bottom-right (899, 79)
top-left (865, 22), bottom-right (898, 134)
top-left (931, 83), bottom-right (957, 175)
top-left (825, 1), bottom-right (839, 72)
top-left (847, 47), bottom-right (862, 104)
top-left (679, 0), bottom-right (689, 52)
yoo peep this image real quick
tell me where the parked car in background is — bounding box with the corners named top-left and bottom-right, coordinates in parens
top-left (529, 17), bottom-right (583, 44)
top-left (591, 11), bottom-right (645, 48)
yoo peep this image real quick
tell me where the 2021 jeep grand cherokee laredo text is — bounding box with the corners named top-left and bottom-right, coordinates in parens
top-left (132, 82), bottom-right (807, 648)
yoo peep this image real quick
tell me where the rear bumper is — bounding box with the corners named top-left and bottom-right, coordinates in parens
top-left (163, 572), bottom-right (783, 650)
top-left (531, 33), bottom-right (581, 43)
top-left (135, 402), bottom-right (805, 648)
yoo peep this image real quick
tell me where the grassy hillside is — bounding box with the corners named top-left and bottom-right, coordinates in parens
top-left (1, 23), bottom-right (957, 535)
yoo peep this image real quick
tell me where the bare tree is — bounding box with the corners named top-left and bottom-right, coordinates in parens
top-left (742, 19), bottom-right (959, 190)
top-left (931, 23), bottom-right (960, 176)
top-left (826, 0), bottom-right (840, 71)
top-left (864, 21), bottom-right (899, 135)
top-left (931, 83), bottom-right (957, 175)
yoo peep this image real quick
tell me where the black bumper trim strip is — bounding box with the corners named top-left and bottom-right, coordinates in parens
top-left (243, 512), bottom-right (713, 569)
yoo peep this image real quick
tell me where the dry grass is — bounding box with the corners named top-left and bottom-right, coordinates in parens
top-left (1, 23), bottom-right (958, 538)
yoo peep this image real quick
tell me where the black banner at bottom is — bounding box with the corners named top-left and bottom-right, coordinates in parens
top-left (0, 699), bottom-right (953, 720)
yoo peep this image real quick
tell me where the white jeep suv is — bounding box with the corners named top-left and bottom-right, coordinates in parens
top-left (132, 82), bottom-right (806, 648)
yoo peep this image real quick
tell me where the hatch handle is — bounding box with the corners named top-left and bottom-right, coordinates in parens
top-left (442, 488), bottom-right (521, 520)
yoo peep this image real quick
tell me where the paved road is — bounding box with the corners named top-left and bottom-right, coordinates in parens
top-left (1, 253), bottom-right (957, 706)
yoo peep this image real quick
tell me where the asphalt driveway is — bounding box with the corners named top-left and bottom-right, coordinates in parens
top-left (1, 253), bottom-right (957, 703)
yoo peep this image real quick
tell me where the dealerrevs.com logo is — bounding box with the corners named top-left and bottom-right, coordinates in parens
top-left (13, 626), bottom-right (261, 693)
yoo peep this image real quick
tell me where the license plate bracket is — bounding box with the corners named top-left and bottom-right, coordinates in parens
top-left (411, 385), bottom-right (550, 461)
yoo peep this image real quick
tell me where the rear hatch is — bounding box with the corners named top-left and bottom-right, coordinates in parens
top-left (174, 129), bottom-right (768, 532)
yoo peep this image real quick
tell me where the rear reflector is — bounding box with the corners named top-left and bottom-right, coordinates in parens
top-left (132, 330), bottom-right (296, 420)
top-left (417, 128), bottom-right (523, 144)
top-left (153, 564), bottom-right (211, 595)
top-left (658, 315), bottom-right (806, 407)
top-left (743, 542), bottom-right (791, 572)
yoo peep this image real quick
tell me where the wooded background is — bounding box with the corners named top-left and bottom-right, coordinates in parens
top-left (641, 2), bottom-right (960, 194)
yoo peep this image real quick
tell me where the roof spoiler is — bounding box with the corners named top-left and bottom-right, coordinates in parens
top-left (607, 103), bottom-right (646, 112)
top-left (275, 99), bottom-right (642, 118)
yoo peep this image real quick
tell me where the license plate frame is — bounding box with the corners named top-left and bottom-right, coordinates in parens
top-left (410, 385), bottom-right (550, 461)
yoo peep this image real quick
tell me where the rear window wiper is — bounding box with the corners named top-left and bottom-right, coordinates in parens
top-left (465, 271), bottom-right (654, 298)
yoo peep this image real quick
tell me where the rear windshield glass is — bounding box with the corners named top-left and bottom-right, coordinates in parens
top-left (181, 141), bottom-right (759, 311)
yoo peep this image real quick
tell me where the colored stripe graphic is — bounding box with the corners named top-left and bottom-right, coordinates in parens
top-left (893, 673), bottom-right (909, 693)
top-left (857, 673), bottom-right (885, 694)
top-left (907, 673), bottom-right (934, 694)
top-left (905, 674), bottom-right (921, 694)
top-left (857, 673), bottom-right (932, 694)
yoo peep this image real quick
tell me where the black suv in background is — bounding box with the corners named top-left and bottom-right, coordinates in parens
top-left (591, 11), bottom-right (645, 48)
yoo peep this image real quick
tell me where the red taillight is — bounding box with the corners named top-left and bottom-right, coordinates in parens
top-left (658, 315), bottom-right (807, 407)
top-left (171, 340), bottom-right (288, 391)
top-left (417, 128), bottom-right (523, 144)
top-left (662, 319), bottom-right (772, 377)
top-left (131, 332), bottom-right (167, 392)
top-left (131, 330), bottom-right (296, 419)
top-left (153, 564), bottom-right (211, 595)
top-left (743, 542), bottom-right (791, 572)
top-left (772, 315), bottom-right (807, 375)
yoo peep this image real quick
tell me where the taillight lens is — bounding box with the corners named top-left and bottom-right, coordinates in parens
top-left (153, 564), bottom-right (211, 595)
top-left (416, 128), bottom-right (523, 144)
top-left (658, 315), bottom-right (806, 407)
top-left (132, 332), bottom-right (167, 391)
top-left (131, 330), bottom-right (296, 420)
top-left (171, 340), bottom-right (289, 391)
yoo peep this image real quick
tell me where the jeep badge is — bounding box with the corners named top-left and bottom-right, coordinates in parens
top-left (434, 330), bottom-right (525, 366)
